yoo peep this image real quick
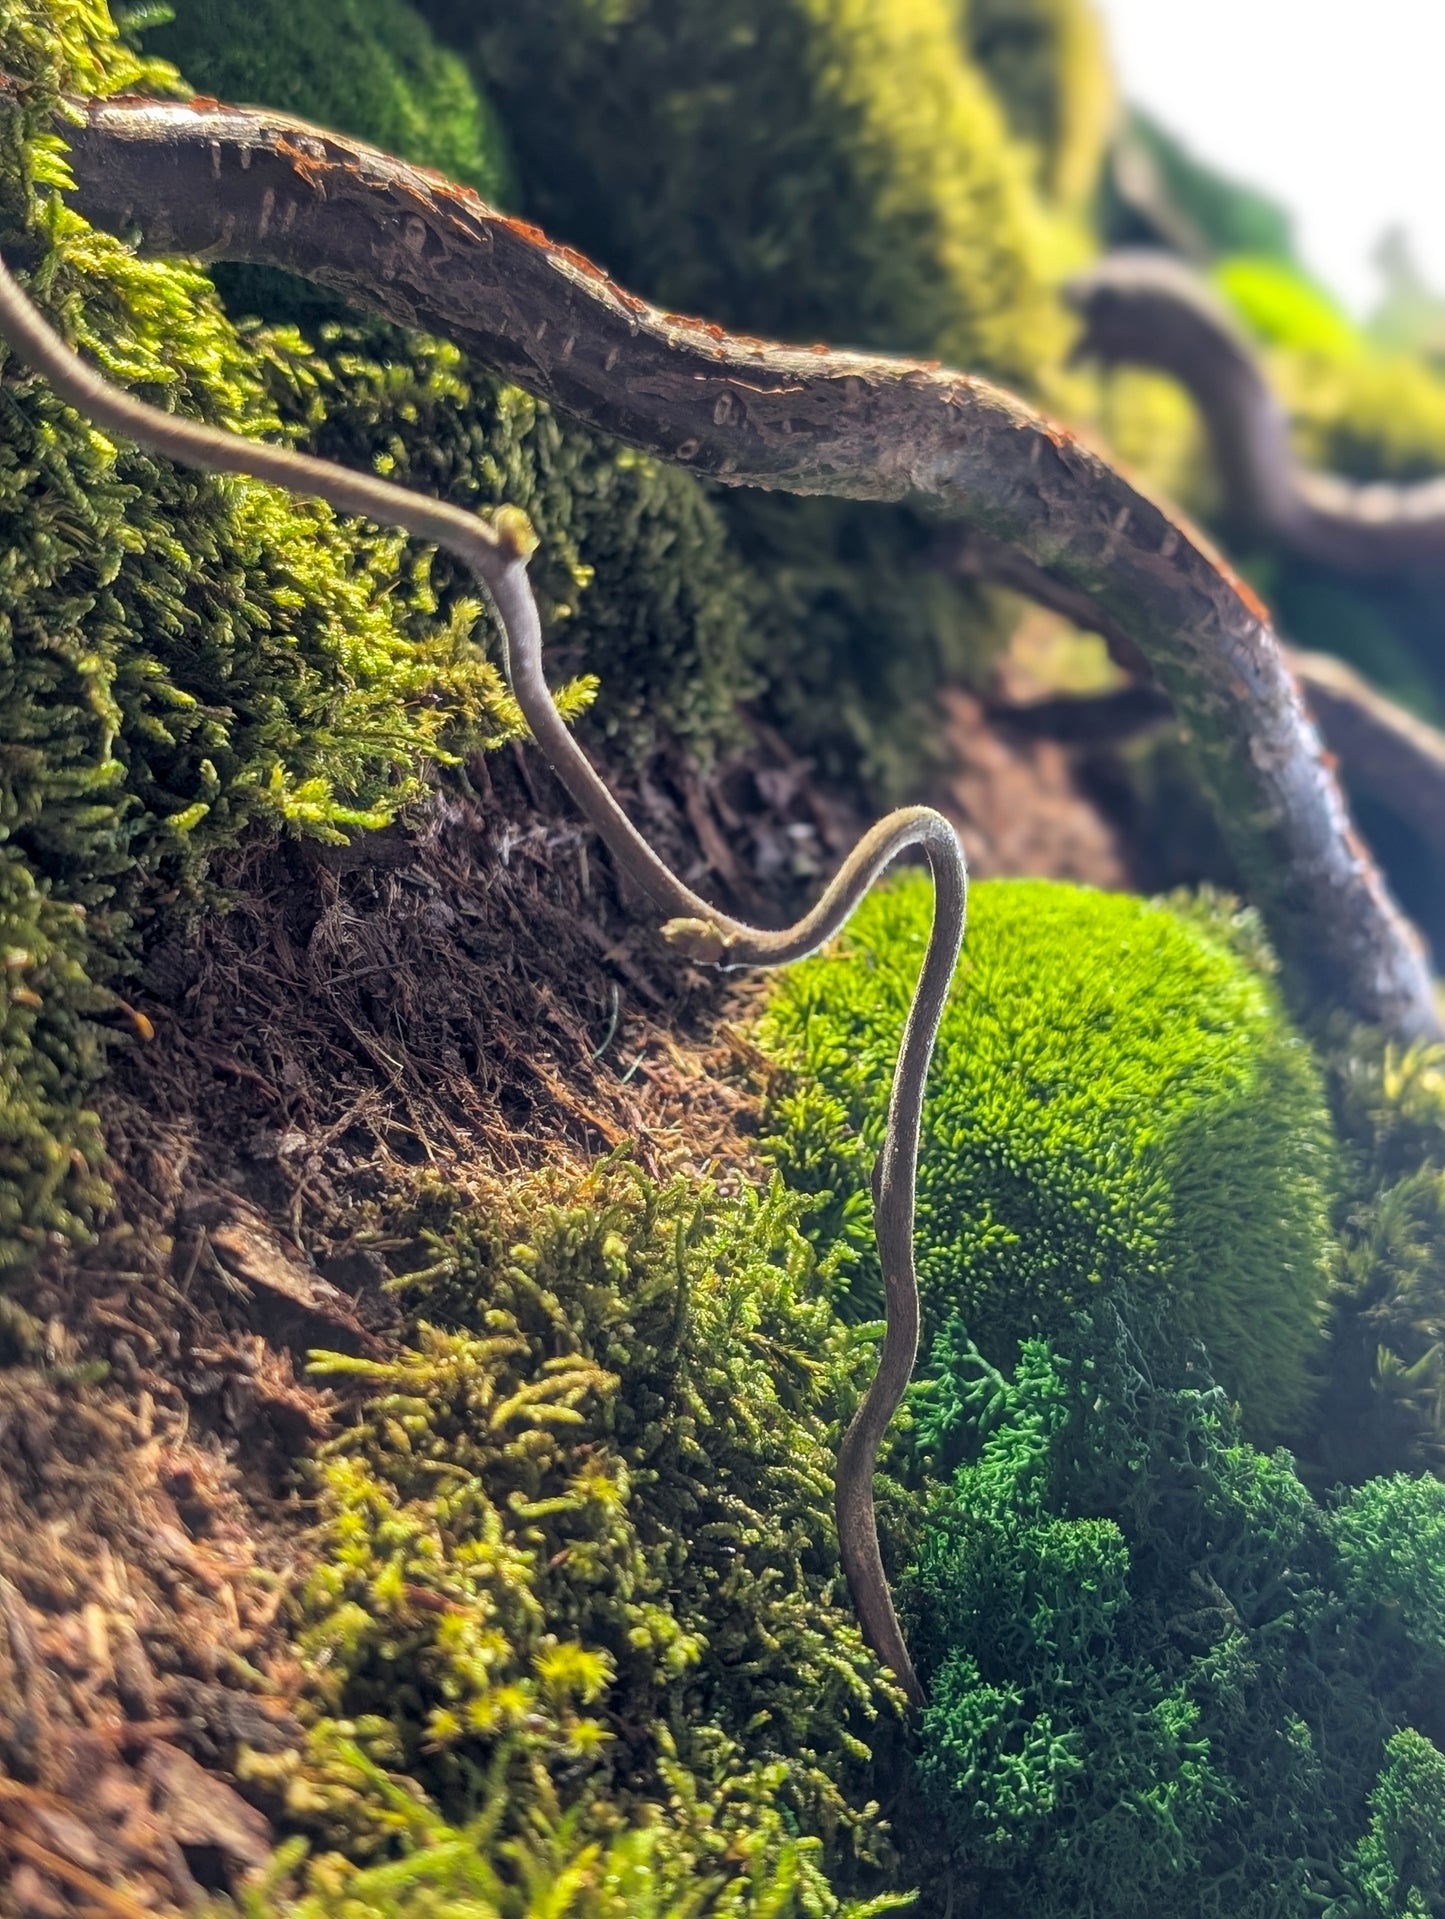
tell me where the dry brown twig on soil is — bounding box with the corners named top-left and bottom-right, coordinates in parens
top-left (0, 237), bottom-right (963, 1709)
top-left (32, 87), bottom-right (1438, 1041)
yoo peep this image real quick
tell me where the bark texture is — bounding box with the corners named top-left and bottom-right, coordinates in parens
top-left (32, 89), bottom-right (1440, 1038)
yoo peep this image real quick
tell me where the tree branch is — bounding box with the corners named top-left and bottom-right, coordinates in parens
top-left (1068, 250), bottom-right (1445, 578)
top-left (28, 88), bottom-right (1438, 1039)
top-left (952, 527), bottom-right (1445, 870)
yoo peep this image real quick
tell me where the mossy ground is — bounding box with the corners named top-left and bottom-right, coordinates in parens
top-left (5, 2), bottom-right (1445, 1916)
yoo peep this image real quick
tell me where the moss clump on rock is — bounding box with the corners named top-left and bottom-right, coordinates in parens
top-left (0, 1), bottom-right (532, 1269)
top-left (908, 1308), bottom-right (1445, 1919)
top-left (758, 877), bottom-right (1336, 1442)
top-left (245, 1161), bottom-right (911, 1913)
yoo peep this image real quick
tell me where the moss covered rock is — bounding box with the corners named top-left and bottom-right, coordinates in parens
top-left (759, 878), bottom-right (1336, 1442)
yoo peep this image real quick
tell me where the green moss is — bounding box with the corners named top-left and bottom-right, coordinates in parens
top-left (907, 1309), bottom-right (1445, 1919)
top-left (0, 1), bottom-right (532, 1269)
top-left (225, 1754), bottom-right (885, 1918)
top-left (426, 0), bottom-right (1060, 387)
top-left (145, 0), bottom-right (516, 206)
top-left (246, 1162), bottom-right (912, 1911)
top-left (757, 877), bottom-right (1336, 1443)
top-left (957, 0), bottom-right (1113, 213)
top-left (249, 318), bottom-right (765, 761)
top-left (1214, 255), bottom-right (1362, 360)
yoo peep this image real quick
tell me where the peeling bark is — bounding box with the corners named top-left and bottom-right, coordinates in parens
top-left (23, 87), bottom-right (1439, 1038)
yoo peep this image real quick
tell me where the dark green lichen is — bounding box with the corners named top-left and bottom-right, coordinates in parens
top-left (757, 877), bottom-right (1337, 1444)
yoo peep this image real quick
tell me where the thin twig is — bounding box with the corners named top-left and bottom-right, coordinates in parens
top-left (0, 243), bottom-right (963, 1705)
top-left (36, 87), bottom-right (1436, 1040)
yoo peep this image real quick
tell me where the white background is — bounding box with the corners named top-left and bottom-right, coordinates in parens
top-left (1090, 0), bottom-right (1445, 313)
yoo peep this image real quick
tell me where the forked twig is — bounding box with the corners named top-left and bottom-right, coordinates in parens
top-left (0, 246), bottom-right (964, 1704)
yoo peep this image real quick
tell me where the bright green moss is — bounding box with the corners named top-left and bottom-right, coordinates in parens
top-left (0, 0), bottom-right (532, 1268)
top-left (424, 0), bottom-right (1061, 388)
top-left (245, 1162), bottom-right (911, 1912)
top-left (907, 1310), bottom-right (1445, 1919)
top-left (758, 877), bottom-right (1336, 1442)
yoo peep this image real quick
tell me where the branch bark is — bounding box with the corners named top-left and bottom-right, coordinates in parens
top-left (952, 528), bottom-right (1445, 875)
top-left (1068, 250), bottom-right (1445, 578)
top-left (29, 88), bottom-right (1439, 1039)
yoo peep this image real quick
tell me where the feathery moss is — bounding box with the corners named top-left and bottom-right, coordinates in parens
top-left (243, 1162), bottom-right (913, 1913)
top-left (0, 1), bottom-right (533, 1269)
top-left (758, 878), bottom-right (1336, 1442)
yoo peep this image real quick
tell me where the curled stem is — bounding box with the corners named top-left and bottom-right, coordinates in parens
top-left (0, 245), bottom-right (963, 1705)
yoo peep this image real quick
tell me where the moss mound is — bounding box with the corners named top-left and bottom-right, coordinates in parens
top-left (759, 878), bottom-right (1336, 1442)
top-left (245, 1162), bottom-right (909, 1912)
top-left (908, 1309), bottom-right (1445, 1919)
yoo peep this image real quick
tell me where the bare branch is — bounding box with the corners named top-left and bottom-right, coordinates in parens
top-left (25, 89), bottom-right (1439, 1036)
top-left (1068, 250), bottom-right (1445, 578)
top-left (952, 528), bottom-right (1445, 873)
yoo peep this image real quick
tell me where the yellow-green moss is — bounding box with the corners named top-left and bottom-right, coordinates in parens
top-left (957, 0), bottom-right (1114, 214)
top-left (758, 878), bottom-right (1337, 1444)
top-left (245, 1162), bottom-right (912, 1913)
top-left (0, 1), bottom-right (534, 1267)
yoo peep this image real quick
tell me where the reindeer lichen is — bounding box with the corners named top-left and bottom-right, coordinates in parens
top-left (908, 1308), bottom-right (1445, 1919)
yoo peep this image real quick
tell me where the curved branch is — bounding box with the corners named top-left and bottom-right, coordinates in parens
top-left (0, 243), bottom-right (962, 1707)
top-left (1067, 249), bottom-right (1445, 578)
top-left (38, 90), bottom-right (1437, 1040)
top-left (952, 527), bottom-right (1445, 872)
